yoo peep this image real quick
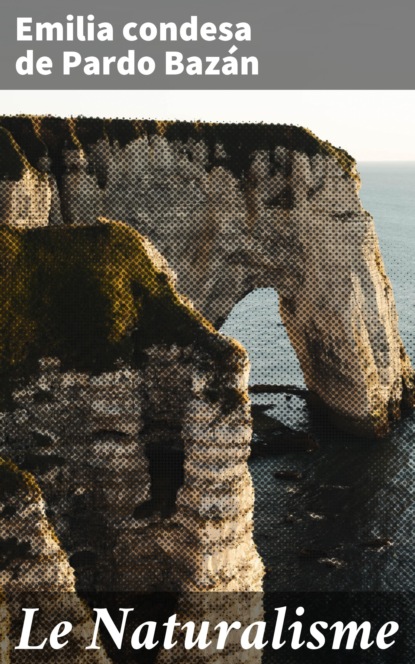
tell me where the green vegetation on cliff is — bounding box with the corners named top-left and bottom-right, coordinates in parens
top-left (0, 116), bottom-right (357, 183)
top-left (0, 220), bottom-right (239, 399)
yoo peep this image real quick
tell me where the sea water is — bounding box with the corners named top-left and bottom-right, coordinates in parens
top-left (221, 163), bottom-right (415, 592)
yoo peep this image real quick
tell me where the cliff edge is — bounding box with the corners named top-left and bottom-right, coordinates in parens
top-left (0, 220), bottom-right (264, 599)
top-left (0, 116), bottom-right (413, 436)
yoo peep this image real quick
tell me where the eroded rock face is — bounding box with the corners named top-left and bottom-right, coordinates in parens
top-left (0, 458), bottom-right (111, 662)
top-left (0, 117), bottom-right (412, 436)
top-left (0, 221), bottom-right (263, 598)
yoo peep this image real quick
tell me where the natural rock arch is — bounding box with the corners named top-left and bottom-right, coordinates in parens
top-left (0, 117), bottom-right (413, 436)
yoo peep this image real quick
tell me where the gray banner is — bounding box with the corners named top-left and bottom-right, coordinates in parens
top-left (1, 0), bottom-right (415, 89)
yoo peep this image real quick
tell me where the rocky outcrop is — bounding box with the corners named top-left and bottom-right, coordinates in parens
top-left (0, 221), bottom-right (263, 600)
top-left (0, 458), bottom-right (111, 662)
top-left (0, 457), bottom-right (74, 593)
top-left (0, 116), bottom-right (412, 436)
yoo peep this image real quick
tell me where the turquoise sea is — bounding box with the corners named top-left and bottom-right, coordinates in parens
top-left (221, 163), bottom-right (415, 592)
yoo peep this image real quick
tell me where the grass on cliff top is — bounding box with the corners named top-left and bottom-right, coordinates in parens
top-left (0, 220), bottom-right (240, 392)
top-left (81, 118), bottom-right (357, 180)
top-left (0, 115), bottom-right (357, 182)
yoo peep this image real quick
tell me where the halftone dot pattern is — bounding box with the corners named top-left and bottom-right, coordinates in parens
top-left (0, 116), bottom-right (413, 662)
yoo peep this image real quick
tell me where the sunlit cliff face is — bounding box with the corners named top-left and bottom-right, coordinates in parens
top-left (0, 220), bottom-right (264, 602)
top-left (0, 117), bottom-right (413, 436)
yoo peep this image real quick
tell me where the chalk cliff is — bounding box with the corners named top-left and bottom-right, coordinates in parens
top-left (0, 221), bottom-right (263, 602)
top-left (1, 115), bottom-right (409, 662)
top-left (0, 116), bottom-right (412, 436)
top-left (0, 218), bottom-right (263, 661)
top-left (0, 458), bottom-right (111, 662)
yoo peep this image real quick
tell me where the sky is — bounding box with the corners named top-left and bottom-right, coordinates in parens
top-left (2, 89), bottom-right (415, 162)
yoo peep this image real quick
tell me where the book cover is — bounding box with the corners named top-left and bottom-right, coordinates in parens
top-left (0, 1), bottom-right (414, 661)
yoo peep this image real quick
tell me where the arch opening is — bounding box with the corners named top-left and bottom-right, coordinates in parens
top-left (220, 287), bottom-right (304, 390)
top-left (220, 287), bottom-right (315, 448)
top-left (220, 290), bottom-right (415, 595)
